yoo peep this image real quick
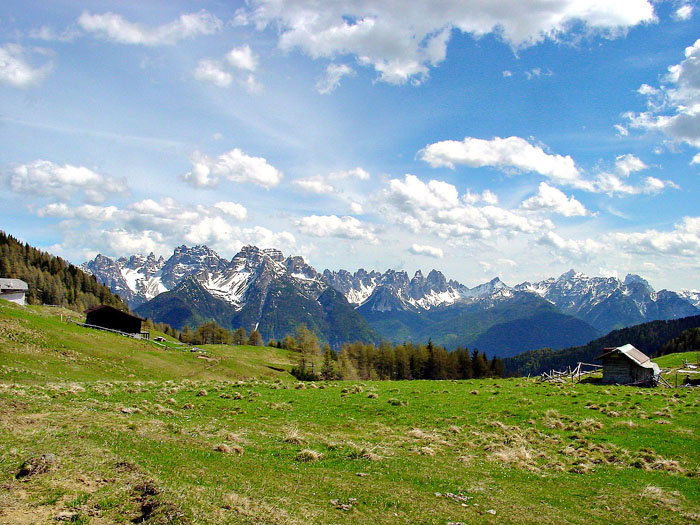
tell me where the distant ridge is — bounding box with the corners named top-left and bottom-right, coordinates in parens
top-left (83, 244), bottom-right (699, 352)
top-left (503, 314), bottom-right (700, 376)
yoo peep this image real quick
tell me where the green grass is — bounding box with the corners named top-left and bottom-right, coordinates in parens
top-left (0, 302), bottom-right (698, 524)
top-left (0, 301), bottom-right (298, 383)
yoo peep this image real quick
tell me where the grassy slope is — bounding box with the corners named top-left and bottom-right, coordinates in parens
top-left (0, 302), bottom-right (698, 524)
top-left (0, 302), bottom-right (298, 383)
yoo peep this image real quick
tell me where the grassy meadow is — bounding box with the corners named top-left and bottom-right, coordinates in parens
top-left (0, 302), bottom-right (698, 524)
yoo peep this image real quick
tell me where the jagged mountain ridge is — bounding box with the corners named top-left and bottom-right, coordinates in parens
top-left (82, 245), bottom-right (699, 351)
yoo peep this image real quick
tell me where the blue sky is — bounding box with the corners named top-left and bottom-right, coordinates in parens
top-left (1, 1), bottom-right (699, 291)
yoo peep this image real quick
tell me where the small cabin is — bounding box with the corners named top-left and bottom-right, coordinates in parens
top-left (596, 344), bottom-right (660, 385)
top-left (84, 305), bottom-right (148, 339)
top-left (0, 278), bottom-right (28, 305)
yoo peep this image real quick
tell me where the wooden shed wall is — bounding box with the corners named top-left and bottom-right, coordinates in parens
top-left (601, 354), bottom-right (653, 384)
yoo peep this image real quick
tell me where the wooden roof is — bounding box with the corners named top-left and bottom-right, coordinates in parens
top-left (596, 344), bottom-right (651, 366)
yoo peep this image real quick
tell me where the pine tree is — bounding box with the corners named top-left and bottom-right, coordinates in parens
top-left (232, 327), bottom-right (247, 345)
top-left (247, 329), bottom-right (263, 346)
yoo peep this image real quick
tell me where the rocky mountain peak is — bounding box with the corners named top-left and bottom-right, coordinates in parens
top-left (624, 274), bottom-right (654, 292)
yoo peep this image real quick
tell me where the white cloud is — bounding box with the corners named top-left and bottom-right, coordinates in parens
top-left (420, 135), bottom-right (588, 189)
top-left (615, 153), bottom-right (647, 176)
top-left (0, 44), bottom-right (53, 88)
top-left (614, 124), bottom-right (629, 136)
top-left (37, 197), bottom-right (295, 259)
top-left (293, 167), bottom-right (370, 193)
top-left (349, 201), bottom-right (364, 214)
top-left (521, 182), bottom-right (589, 216)
top-left (245, 0), bottom-right (654, 85)
top-left (316, 63), bottom-right (355, 94)
top-left (538, 231), bottom-right (603, 260)
top-left (502, 70), bottom-right (512, 77)
top-left (607, 216), bottom-right (700, 257)
top-left (524, 67), bottom-right (552, 80)
top-left (6, 160), bottom-right (128, 203)
top-left (625, 38), bottom-right (700, 149)
top-left (194, 58), bottom-right (232, 87)
top-left (182, 149), bottom-right (283, 189)
top-left (195, 46), bottom-right (262, 92)
top-left (213, 201), bottom-right (248, 220)
top-left (297, 215), bottom-right (376, 242)
top-left (383, 174), bottom-right (551, 239)
top-left (420, 136), bottom-right (678, 196)
top-left (692, 152), bottom-right (700, 164)
top-left (78, 10), bottom-right (221, 46)
top-left (37, 203), bottom-right (118, 221)
top-left (538, 217), bottom-right (700, 266)
top-left (292, 178), bottom-right (334, 194)
top-left (332, 167), bottom-right (370, 180)
top-left (226, 45), bottom-right (258, 71)
top-left (463, 189), bottom-right (498, 205)
top-left (592, 172), bottom-right (677, 195)
top-left (673, 4), bottom-right (694, 21)
top-left (409, 244), bottom-right (443, 258)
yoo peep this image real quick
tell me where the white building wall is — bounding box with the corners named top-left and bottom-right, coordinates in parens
top-left (0, 291), bottom-right (26, 305)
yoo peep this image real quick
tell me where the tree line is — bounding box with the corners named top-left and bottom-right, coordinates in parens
top-left (0, 231), bottom-right (127, 313)
top-left (145, 318), bottom-right (506, 381)
top-left (280, 324), bottom-right (506, 381)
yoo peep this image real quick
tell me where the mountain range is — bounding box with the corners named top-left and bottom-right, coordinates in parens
top-left (81, 245), bottom-right (700, 355)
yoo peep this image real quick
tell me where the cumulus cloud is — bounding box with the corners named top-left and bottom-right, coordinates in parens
top-left (37, 203), bottom-right (118, 221)
top-left (213, 201), bottom-right (248, 220)
top-left (592, 172), bottom-right (678, 195)
top-left (625, 38), bottom-right (700, 149)
top-left (615, 154), bottom-right (647, 176)
top-left (538, 217), bottom-right (700, 264)
top-left (244, 0), bottom-right (654, 85)
top-left (349, 201), bottom-right (364, 214)
top-left (463, 189), bottom-right (498, 205)
top-left (293, 167), bottom-right (370, 194)
top-left (182, 149), bottom-right (283, 189)
top-left (409, 244), bottom-right (443, 258)
top-left (293, 178), bottom-right (334, 194)
top-left (420, 135), bottom-right (588, 189)
top-left (5, 160), bottom-right (128, 203)
top-left (383, 174), bottom-right (551, 239)
top-left (195, 45), bottom-right (262, 92)
top-left (421, 135), bottom-right (678, 196)
top-left (538, 231), bottom-right (603, 260)
top-left (226, 44), bottom-right (258, 71)
top-left (0, 44), bottom-right (53, 88)
top-left (316, 63), bottom-right (355, 94)
top-left (37, 196), bottom-right (294, 259)
top-left (194, 58), bottom-right (232, 87)
top-left (521, 182), bottom-right (589, 216)
top-left (297, 214), bottom-right (376, 242)
top-left (607, 216), bottom-right (700, 257)
top-left (78, 10), bottom-right (221, 45)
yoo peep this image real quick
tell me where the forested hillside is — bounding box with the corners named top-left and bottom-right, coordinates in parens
top-left (504, 315), bottom-right (700, 376)
top-left (0, 231), bottom-right (127, 312)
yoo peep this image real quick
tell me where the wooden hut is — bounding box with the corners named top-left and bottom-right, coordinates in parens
top-left (84, 305), bottom-right (148, 338)
top-left (0, 278), bottom-right (28, 305)
top-left (596, 344), bottom-right (659, 385)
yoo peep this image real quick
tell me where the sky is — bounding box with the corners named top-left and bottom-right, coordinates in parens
top-left (1, 1), bottom-right (699, 292)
